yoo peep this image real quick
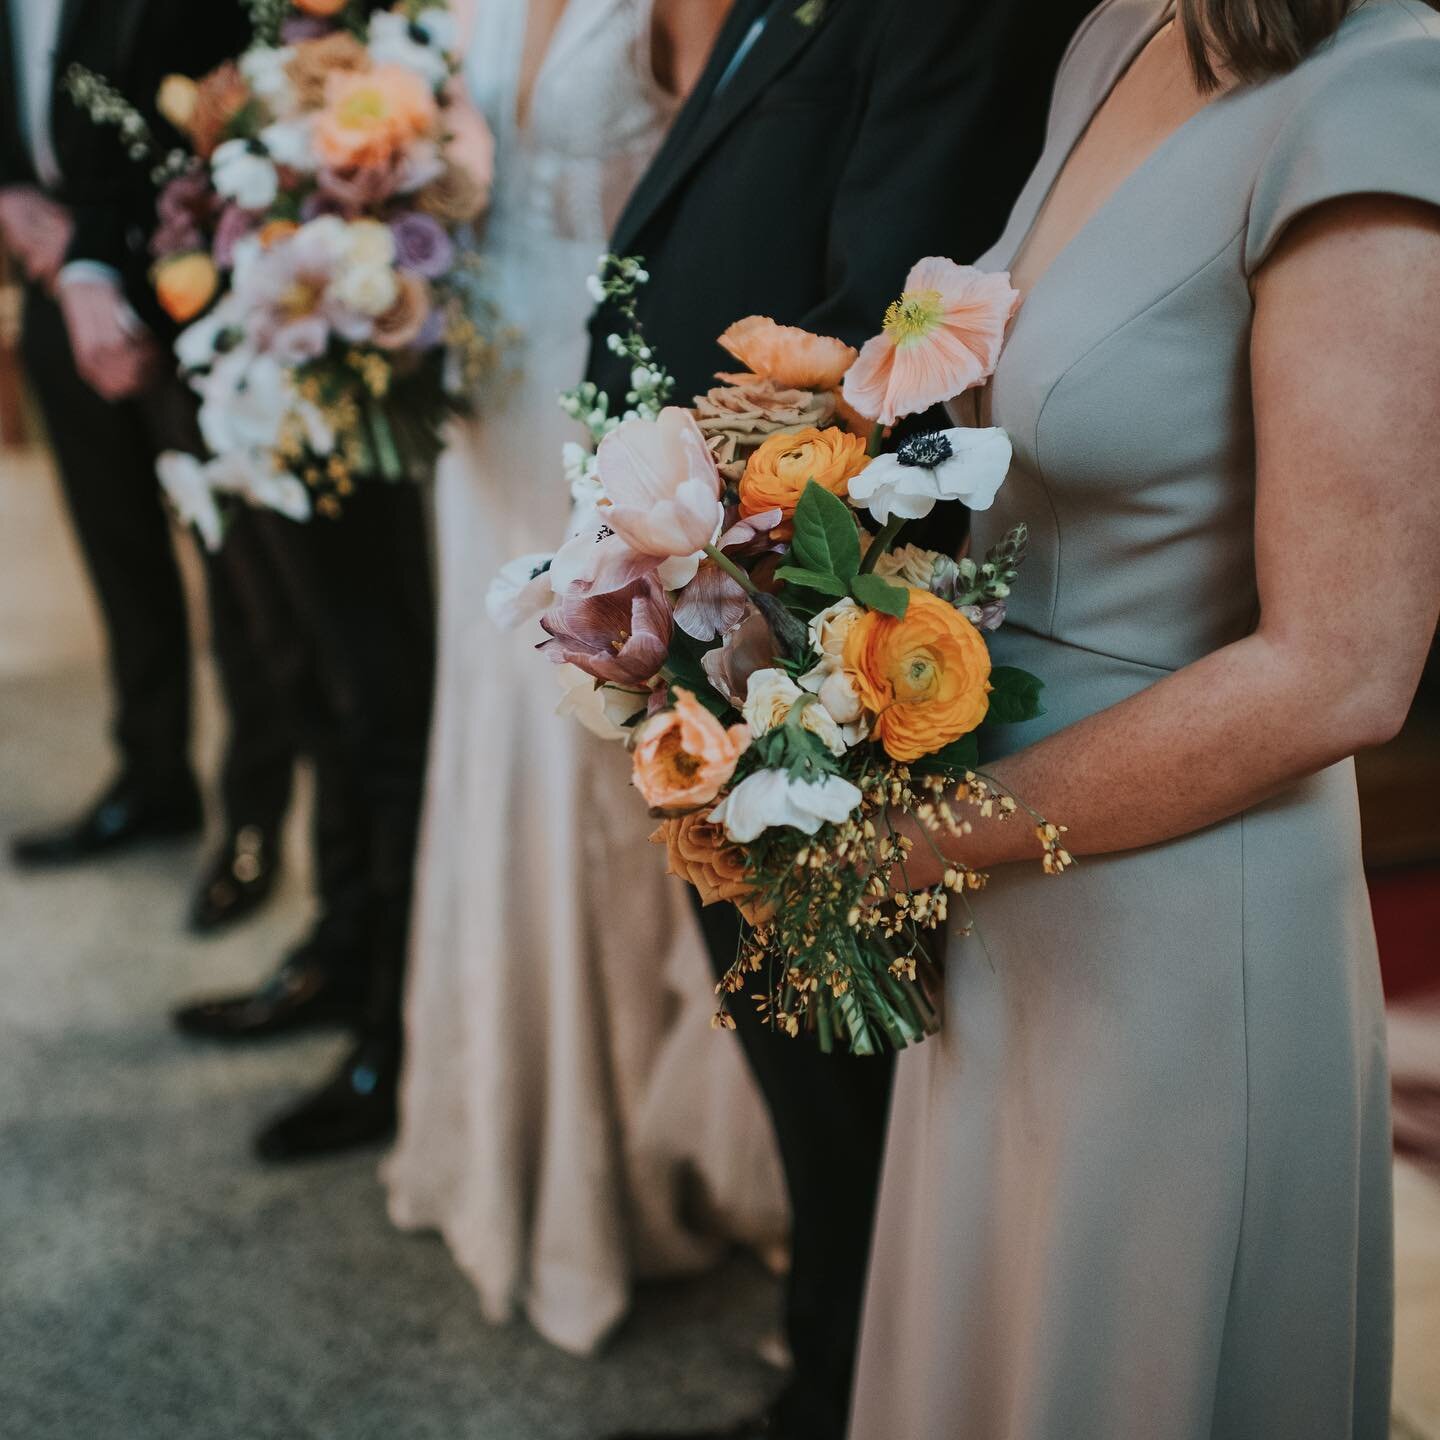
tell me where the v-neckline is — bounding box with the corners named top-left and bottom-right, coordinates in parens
top-left (1007, 4), bottom-right (1231, 306)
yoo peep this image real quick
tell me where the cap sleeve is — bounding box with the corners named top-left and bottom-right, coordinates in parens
top-left (1245, 25), bottom-right (1440, 276)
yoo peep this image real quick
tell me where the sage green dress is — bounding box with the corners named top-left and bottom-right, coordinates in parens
top-left (849, 2), bottom-right (1440, 1437)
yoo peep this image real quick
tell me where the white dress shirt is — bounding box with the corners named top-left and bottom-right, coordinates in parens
top-left (9, 0), bottom-right (65, 189)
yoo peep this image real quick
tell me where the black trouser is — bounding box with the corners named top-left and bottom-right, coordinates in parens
top-left (690, 895), bottom-right (894, 1440)
top-left (249, 486), bottom-right (434, 1047)
top-left (19, 283), bottom-right (292, 831)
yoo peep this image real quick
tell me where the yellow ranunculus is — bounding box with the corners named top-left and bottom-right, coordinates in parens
top-left (843, 589), bottom-right (991, 762)
top-left (156, 75), bottom-right (198, 134)
top-left (738, 426), bottom-right (870, 537)
top-left (153, 252), bottom-right (219, 324)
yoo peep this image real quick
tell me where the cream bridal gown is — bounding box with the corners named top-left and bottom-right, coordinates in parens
top-left (384, 0), bottom-right (785, 1356)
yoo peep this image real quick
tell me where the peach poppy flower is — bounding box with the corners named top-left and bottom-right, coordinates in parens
top-left (314, 66), bottom-right (438, 171)
top-left (842, 258), bottom-right (1020, 428)
top-left (718, 315), bottom-right (858, 392)
top-left (632, 689), bottom-right (751, 813)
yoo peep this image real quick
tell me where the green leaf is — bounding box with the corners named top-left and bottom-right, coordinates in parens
top-left (775, 565), bottom-right (848, 598)
top-left (790, 482), bottom-right (861, 581)
top-left (986, 666), bottom-right (1046, 724)
top-left (850, 573), bottom-right (911, 618)
top-left (913, 733), bottom-right (980, 776)
top-left (664, 633), bottom-right (731, 714)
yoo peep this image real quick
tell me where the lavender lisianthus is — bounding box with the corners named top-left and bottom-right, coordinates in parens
top-left (389, 211), bottom-right (455, 280)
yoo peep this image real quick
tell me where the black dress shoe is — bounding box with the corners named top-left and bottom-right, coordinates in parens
top-left (10, 773), bottom-right (203, 868)
top-left (188, 825), bottom-right (281, 934)
top-left (254, 1041), bottom-right (399, 1163)
top-left (603, 1414), bottom-right (783, 1440)
top-left (172, 943), bottom-right (364, 1041)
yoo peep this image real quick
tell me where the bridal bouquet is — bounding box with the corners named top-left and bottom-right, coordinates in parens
top-left (67, 0), bottom-right (499, 546)
top-left (492, 257), bottom-right (1070, 1054)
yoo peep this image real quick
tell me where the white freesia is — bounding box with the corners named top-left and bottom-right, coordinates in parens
top-left (847, 426), bottom-right (1013, 525)
top-left (807, 597), bottom-right (863, 660)
top-left (367, 9), bottom-right (451, 87)
top-left (333, 264), bottom-right (399, 318)
top-left (174, 298), bottom-right (240, 372)
top-left (710, 770), bottom-right (864, 844)
top-left (244, 470), bottom-right (312, 523)
top-left (258, 117), bottom-right (316, 173)
top-left (211, 139), bottom-right (279, 211)
top-left (743, 669), bottom-right (848, 757)
top-left (156, 452), bottom-right (226, 551)
top-left (414, 6), bottom-right (458, 52)
top-left (345, 219), bottom-right (398, 270)
top-left (239, 45), bottom-right (295, 111)
top-left (486, 552), bottom-right (555, 629)
top-left (563, 442), bottom-right (602, 506)
top-left (554, 666), bottom-right (649, 743)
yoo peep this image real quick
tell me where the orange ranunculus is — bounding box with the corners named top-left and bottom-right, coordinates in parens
top-left (738, 426), bottom-right (870, 537)
top-left (632, 689), bottom-right (750, 813)
top-left (718, 316), bottom-right (858, 392)
top-left (156, 75), bottom-right (198, 134)
top-left (285, 32), bottom-right (371, 110)
top-left (651, 813), bottom-right (773, 924)
top-left (843, 589), bottom-right (992, 763)
top-left (153, 252), bottom-right (219, 323)
top-left (259, 219), bottom-right (299, 249)
top-left (294, 0), bottom-right (349, 15)
top-left (313, 65), bottom-right (438, 171)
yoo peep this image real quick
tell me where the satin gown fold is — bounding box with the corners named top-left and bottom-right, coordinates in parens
top-left (384, 0), bottom-right (786, 1357)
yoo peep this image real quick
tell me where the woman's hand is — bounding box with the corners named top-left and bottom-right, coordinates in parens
top-left (913, 193), bottom-right (1440, 874)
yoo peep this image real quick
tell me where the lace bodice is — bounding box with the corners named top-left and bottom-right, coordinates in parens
top-left (464, 0), bottom-right (678, 248)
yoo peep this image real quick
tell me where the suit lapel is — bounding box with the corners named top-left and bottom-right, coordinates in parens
top-left (611, 0), bottom-right (837, 254)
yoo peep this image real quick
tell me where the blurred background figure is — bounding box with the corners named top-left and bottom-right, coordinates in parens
top-left (0, 0), bottom-right (295, 934)
top-left (383, 0), bottom-right (788, 1360)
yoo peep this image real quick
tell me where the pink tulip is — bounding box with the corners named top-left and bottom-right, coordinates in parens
top-left (598, 408), bottom-right (726, 562)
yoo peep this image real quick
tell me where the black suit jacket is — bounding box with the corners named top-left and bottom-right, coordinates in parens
top-left (587, 0), bottom-right (1093, 408)
top-left (0, 0), bottom-right (251, 324)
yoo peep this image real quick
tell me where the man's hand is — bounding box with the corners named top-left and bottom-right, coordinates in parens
top-left (0, 185), bottom-right (74, 290)
top-left (57, 277), bottom-right (161, 402)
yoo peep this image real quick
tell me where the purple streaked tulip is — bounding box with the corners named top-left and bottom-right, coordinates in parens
top-left (539, 574), bottom-right (673, 687)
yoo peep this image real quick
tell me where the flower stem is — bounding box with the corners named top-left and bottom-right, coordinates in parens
top-left (704, 544), bottom-right (760, 596)
top-left (858, 515), bottom-right (906, 575)
top-left (866, 423), bottom-right (887, 459)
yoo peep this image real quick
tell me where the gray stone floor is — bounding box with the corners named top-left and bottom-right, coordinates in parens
top-left (0, 664), bottom-right (782, 1440)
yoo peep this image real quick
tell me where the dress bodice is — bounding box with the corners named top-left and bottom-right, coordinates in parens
top-left (969, 0), bottom-right (1440, 700)
top-left (464, 0), bottom-right (679, 249)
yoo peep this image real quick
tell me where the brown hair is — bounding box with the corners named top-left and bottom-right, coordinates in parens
top-left (1176, 0), bottom-right (1354, 88)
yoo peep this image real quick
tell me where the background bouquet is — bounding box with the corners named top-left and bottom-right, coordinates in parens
top-left (68, 0), bottom-right (499, 546)
top-left (494, 256), bottom-right (1070, 1055)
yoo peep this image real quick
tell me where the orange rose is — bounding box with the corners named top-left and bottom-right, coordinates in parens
top-left (286, 32), bottom-right (372, 109)
top-left (632, 689), bottom-right (750, 813)
top-left (717, 316), bottom-right (857, 392)
top-left (651, 813), bottom-right (773, 924)
top-left (844, 589), bottom-right (992, 763)
top-left (314, 66), bottom-right (438, 170)
top-left (294, 0), bottom-right (349, 15)
top-left (738, 426), bottom-right (870, 537)
top-left (186, 62), bottom-right (251, 160)
top-left (153, 252), bottom-right (219, 323)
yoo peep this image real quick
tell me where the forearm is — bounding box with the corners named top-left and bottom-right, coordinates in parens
top-left (947, 630), bottom-right (1407, 871)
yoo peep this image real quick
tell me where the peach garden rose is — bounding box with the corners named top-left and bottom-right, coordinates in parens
top-left (632, 690), bottom-right (750, 813)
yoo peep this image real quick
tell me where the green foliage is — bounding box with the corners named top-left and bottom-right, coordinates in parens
top-left (913, 733), bottom-right (979, 777)
top-left (986, 666), bottom-right (1046, 724)
top-left (789, 482), bottom-right (861, 582)
top-left (774, 565), bottom-right (848, 598)
top-left (850, 573), bottom-right (911, 618)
